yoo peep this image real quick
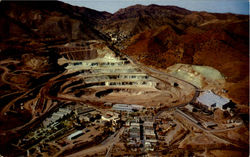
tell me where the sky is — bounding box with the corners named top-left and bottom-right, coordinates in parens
top-left (60, 0), bottom-right (249, 15)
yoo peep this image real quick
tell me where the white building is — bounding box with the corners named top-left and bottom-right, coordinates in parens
top-left (67, 130), bottom-right (84, 140)
top-left (197, 90), bottom-right (230, 111)
top-left (43, 108), bottom-right (72, 127)
top-left (112, 104), bottom-right (133, 112)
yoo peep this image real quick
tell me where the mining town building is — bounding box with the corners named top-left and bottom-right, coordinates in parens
top-left (197, 90), bottom-right (231, 111)
top-left (112, 104), bottom-right (133, 112)
top-left (67, 130), bottom-right (84, 140)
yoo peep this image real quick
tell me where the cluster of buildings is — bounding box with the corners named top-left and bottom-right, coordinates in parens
top-left (106, 32), bottom-right (128, 43)
top-left (126, 118), bottom-right (142, 149)
top-left (156, 119), bottom-right (176, 138)
top-left (17, 103), bottom-right (106, 152)
top-left (101, 111), bottom-right (120, 126)
top-left (75, 106), bottom-right (100, 123)
top-left (143, 121), bottom-right (157, 151)
top-left (43, 108), bottom-right (72, 127)
top-left (178, 90), bottom-right (239, 129)
top-left (18, 107), bottom-right (75, 150)
top-left (124, 117), bottom-right (158, 152)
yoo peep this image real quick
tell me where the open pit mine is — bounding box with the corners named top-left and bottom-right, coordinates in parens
top-left (0, 40), bottom-right (247, 157)
top-left (0, 1), bottom-right (248, 157)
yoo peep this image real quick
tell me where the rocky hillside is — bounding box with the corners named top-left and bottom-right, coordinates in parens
top-left (96, 4), bottom-right (192, 40)
top-left (0, 1), bottom-right (110, 43)
top-left (98, 4), bottom-right (247, 45)
top-left (120, 8), bottom-right (248, 105)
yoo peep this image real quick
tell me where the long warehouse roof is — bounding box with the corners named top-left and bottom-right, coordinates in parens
top-left (197, 90), bottom-right (230, 108)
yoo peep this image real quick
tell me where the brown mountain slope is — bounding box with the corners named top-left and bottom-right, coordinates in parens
top-left (0, 1), bottom-right (110, 42)
top-left (96, 4), bottom-right (193, 42)
top-left (97, 4), bottom-right (247, 44)
top-left (123, 18), bottom-right (249, 105)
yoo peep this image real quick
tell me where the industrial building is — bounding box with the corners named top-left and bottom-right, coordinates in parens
top-left (143, 121), bottom-right (157, 151)
top-left (112, 104), bottom-right (133, 112)
top-left (196, 90), bottom-right (231, 111)
top-left (203, 121), bottom-right (217, 128)
top-left (131, 104), bottom-right (145, 111)
top-left (112, 104), bottom-right (145, 112)
top-left (129, 122), bottom-right (141, 139)
top-left (67, 130), bottom-right (84, 140)
top-left (43, 108), bottom-right (72, 127)
top-left (76, 107), bottom-right (95, 115)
